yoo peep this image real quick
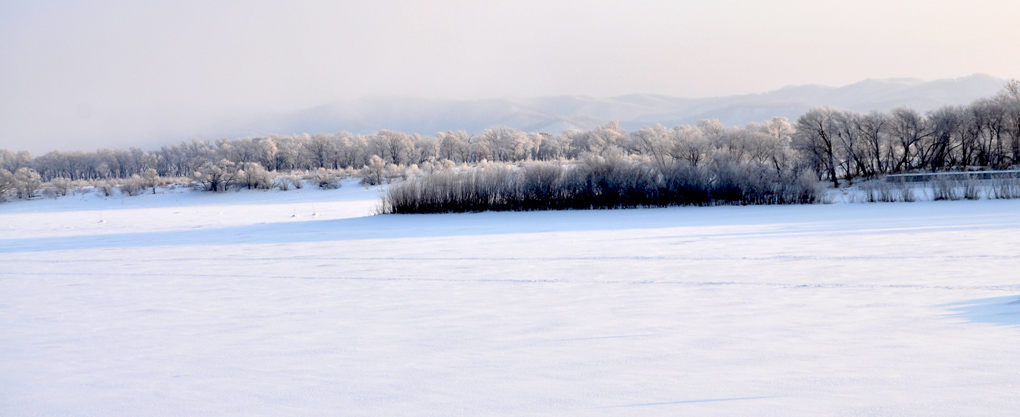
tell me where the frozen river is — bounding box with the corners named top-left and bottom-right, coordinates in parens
top-left (2, 183), bottom-right (1019, 416)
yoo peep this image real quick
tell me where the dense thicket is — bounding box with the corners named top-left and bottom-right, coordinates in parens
top-left (382, 158), bottom-right (819, 213)
top-left (1, 81), bottom-right (1018, 203)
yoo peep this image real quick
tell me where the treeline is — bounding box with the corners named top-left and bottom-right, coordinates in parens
top-left (794, 81), bottom-right (1020, 186)
top-left (1, 81), bottom-right (1018, 203)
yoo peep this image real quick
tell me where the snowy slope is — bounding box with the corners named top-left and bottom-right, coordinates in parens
top-left (2, 184), bottom-right (1019, 416)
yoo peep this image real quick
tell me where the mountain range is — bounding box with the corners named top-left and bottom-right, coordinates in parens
top-left (230, 74), bottom-right (1007, 137)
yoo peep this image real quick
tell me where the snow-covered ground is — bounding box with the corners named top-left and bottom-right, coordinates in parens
top-left (2, 181), bottom-right (1019, 416)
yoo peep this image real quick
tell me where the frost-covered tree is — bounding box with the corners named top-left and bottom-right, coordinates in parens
top-left (303, 133), bottom-right (337, 169)
top-left (252, 137), bottom-right (278, 170)
top-left (407, 133), bottom-right (438, 166)
top-left (142, 168), bottom-right (160, 194)
top-left (274, 136), bottom-right (303, 171)
top-left (631, 124), bottom-right (672, 168)
top-left (438, 131), bottom-right (470, 162)
top-left (3, 80), bottom-right (1020, 195)
top-left (192, 159), bottom-right (238, 192)
top-left (376, 130), bottom-right (414, 165)
top-left (482, 127), bottom-right (532, 162)
top-left (758, 117), bottom-right (797, 174)
top-left (0, 169), bottom-right (17, 201)
top-left (534, 132), bottom-right (567, 161)
top-left (14, 167), bottom-right (42, 199)
top-left (361, 155), bottom-right (387, 186)
top-left (237, 162), bottom-right (272, 190)
top-left (668, 125), bottom-right (708, 167)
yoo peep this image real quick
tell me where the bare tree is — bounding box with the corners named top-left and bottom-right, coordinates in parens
top-left (970, 98), bottom-right (1008, 168)
top-left (793, 108), bottom-right (839, 187)
top-left (926, 106), bottom-right (965, 171)
top-left (998, 79), bottom-right (1020, 166)
top-left (830, 110), bottom-right (871, 180)
top-left (887, 107), bottom-right (933, 172)
top-left (852, 111), bottom-right (890, 175)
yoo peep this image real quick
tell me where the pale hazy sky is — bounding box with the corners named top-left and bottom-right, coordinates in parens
top-left (2, 0), bottom-right (1018, 153)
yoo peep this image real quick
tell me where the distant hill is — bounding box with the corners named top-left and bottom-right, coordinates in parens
top-left (229, 74), bottom-right (1007, 137)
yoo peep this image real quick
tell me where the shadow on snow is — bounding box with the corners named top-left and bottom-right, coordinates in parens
top-left (3, 201), bottom-right (1020, 254)
top-left (946, 296), bottom-right (1020, 327)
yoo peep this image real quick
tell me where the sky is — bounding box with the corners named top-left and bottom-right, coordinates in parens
top-left (1, 0), bottom-right (1019, 154)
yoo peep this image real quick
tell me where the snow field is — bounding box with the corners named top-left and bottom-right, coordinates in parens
top-left (2, 183), bottom-right (1019, 416)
